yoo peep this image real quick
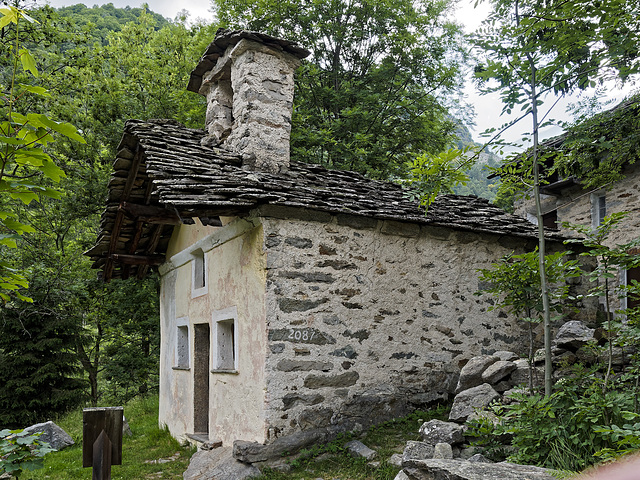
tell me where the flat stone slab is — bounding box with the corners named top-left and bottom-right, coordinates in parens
top-left (402, 459), bottom-right (559, 480)
top-left (345, 440), bottom-right (377, 460)
top-left (449, 383), bottom-right (500, 422)
top-left (184, 446), bottom-right (261, 480)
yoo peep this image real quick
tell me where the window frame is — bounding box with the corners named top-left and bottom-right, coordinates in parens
top-left (191, 248), bottom-right (207, 298)
top-left (211, 306), bottom-right (239, 374)
top-left (173, 317), bottom-right (190, 370)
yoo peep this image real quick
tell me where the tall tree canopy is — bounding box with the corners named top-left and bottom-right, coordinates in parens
top-left (473, 0), bottom-right (640, 395)
top-left (213, 0), bottom-right (465, 178)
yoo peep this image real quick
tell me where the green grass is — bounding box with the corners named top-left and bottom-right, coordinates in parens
top-left (257, 405), bottom-right (450, 480)
top-left (21, 395), bottom-right (195, 479)
top-left (20, 399), bottom-right (448, 480)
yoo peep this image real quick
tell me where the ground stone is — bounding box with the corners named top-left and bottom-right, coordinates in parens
top-left (389, 453), bottom-right (403, 467)
top-left (23, 421), bottom-right (74, 451)
top-left (493, 351), bottom-right (519, 361)
top-left (401, 459), bottom-right (559, 480)
top-left (468, 454), bottom-right (491, 463)
top-left (402, 441), bottom-right (435, 463)
top-left (449, 383), bottom-right (500, 423)
top-left (345, 440), bottom-right (377, 460)
top-left (481, 360), bottom-right (517, 385)
top-left (418, 420), bottom-right (464, 445)
top-left (555, 321), bottom-right (595, 351)
top-left (433, 443), bottom-right (453, 459)
top-left (456, 355), bottom-right (500, 393)
top-left (183, 446), bottom-right (261, 480)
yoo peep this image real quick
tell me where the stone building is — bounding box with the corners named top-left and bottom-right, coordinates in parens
top-left (513, 96), bottom-right (640, 312)
top-left (87, 30), bottom-right (575, 454)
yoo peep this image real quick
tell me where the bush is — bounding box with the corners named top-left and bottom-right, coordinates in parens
top-left (0, 429), bottom-right (55, 478)
top-left (468, 367), bottom-right (640, 471)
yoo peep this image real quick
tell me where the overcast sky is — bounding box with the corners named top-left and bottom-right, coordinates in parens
top-left (39, 0), bottom-right (637, 151)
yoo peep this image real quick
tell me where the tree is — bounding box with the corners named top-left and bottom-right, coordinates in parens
top-left (0, 5), bottom-right (84, 304)
top-left (477, 249), bottom-right (581, 393)
top-left (212, 0), bottom-right (465, 179)
top-left (472, 0), bottom-right (640, 395)
top-left (1, 6), bottom-right (200, 417)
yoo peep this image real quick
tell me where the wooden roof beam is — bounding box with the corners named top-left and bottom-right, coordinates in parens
top-left (109, 254), bottom-right (165, 266)
top-left (120, 202), bottom-right (183, 225)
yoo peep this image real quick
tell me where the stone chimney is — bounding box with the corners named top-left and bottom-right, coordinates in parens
top-left (187, 30), bottom-right (310, 173)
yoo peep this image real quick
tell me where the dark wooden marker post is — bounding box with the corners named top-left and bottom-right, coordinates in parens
top-left (83, 407), bottom-right (123, 480)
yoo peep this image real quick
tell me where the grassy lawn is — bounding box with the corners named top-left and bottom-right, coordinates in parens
top-left (18, 398), bottom-right (448, 480)
top-left (21, 395), bottom-right (195, 479)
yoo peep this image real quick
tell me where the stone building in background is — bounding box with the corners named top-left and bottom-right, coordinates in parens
top-left (513, 96), bottom-right (640, 312)
top-left (87, 30), bottom-right (587, 457)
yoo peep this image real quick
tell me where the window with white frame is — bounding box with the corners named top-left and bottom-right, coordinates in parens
top-left (174, 318), bottom-right (190, 369)
top-left (212, 307), bottom-right (238, 372)
top-left (192, 248), bottom-right (207, 296)
top-left (591, 192), bottom-right (606, 228)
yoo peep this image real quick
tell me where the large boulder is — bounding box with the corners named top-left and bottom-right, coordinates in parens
top-left (508, 359), bottom-right (543, 389)
top-left (402, 441), bottom-right (435, 463)
top-left (449, 383), bottom-right (500, 423)
top-left (555, 321), bottom-right (595, 351)
top-left (493, 351), bottom-right (519, 362)
top-left (418, 420), bottom-right (464, 445)
top-left (401, 459), bottom-right (559, 480)
top-left (23, 421), bottom-right (74, 451)
top-left (481, 360), bottom-right (517, 385)
top-left (183, 446), bottom-right (261, 480)
top-left (456, 356), bottom-right (500, 393)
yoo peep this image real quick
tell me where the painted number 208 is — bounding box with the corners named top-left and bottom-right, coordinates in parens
top-left (288, 329), bottom-right (316, 342)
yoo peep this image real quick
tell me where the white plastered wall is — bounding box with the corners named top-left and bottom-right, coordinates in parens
top-left (158, 217), bottom-right (269, 445)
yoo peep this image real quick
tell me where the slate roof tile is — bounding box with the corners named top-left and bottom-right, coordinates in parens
top-left (88, 119), bottom-right (564, 280)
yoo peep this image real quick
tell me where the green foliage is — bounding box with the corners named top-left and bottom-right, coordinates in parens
top-left (478, 372), bottom-right (640, 471)
top-left (0, 429), bottom-right (54, 478)
top-left (476, 249), bottom-right (582, 390)
top-left (214, 0), bottom-right (465, 179)
top-left (556, 94), bottom-right (640, 190)
top-left (477, 249), bottom-right (582, 321)
top-left (258, 406), bottom-right (448, 479)
top-left (564, 212), bottom-right (640, 390)
top-left (0, 3), bottom-right (192, 423)
top-left (406, 147), bottom-right (474, 209)
top-left (0, 5), bottom-right (84, 304)
top-left (54, 3), bottom-right (169, 45)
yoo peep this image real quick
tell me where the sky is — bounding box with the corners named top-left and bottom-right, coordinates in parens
top-left (39, 0), bottom-right (637, 152)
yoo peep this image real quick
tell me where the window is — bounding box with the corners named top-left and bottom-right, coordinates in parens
top-left (624, 265), bottom-right (640, 312)
top-left (542, 209), bottom-right (558, 230)
top-left (591, 193), bottom-right (606, 228)
top-left (212, 307), bottom-right (238, 372)
top-left (174, 318), bottom-right (189, 369)
top-left (192, 248), bottom-right (207, 296)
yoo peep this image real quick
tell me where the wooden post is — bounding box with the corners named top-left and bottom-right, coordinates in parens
top-left (92, 430), bottom-right (112, 480)
top-left (83, 407), bottom-right (123, 480)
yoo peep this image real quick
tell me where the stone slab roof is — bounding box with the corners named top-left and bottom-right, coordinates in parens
top-left (87, 119), bottom-right (563, 281)
top-left (187, 29), bottom-right (311, 94)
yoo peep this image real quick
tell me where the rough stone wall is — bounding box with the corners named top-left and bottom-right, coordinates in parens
top-left (514, 163), bottom-right (640, 313)
top-left (514, 163), bottom-right (640, 248)
top-left (259, 213), bottom-right (546, 442)
top-left (200, 38), bottom-right (301, 173)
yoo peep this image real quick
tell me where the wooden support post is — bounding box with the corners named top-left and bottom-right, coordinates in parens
top-left (83, 407), bottom-right (123, 480)
top-left (92, 430), bottom-right (112, 480)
